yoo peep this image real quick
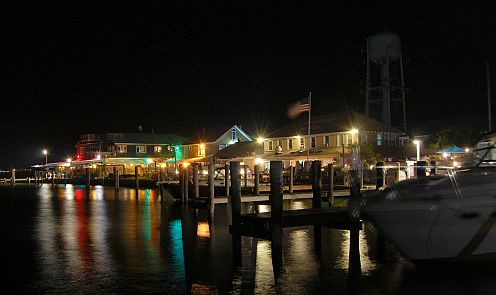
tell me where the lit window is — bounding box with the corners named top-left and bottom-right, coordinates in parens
top-left (288, 138), bottom-right (293, 150)
top-left (154, 146), bottom-right (162, 153)
top-left (231, 129), bottom-right (237, 141)
top-left (300, 137), bottom-right (305, 149)
top-left (277, 139), bottom-right (282, 149)
top-left (268, 140), bottom-right (273, 151)
top-left (311, 136), bottom-right (316, 148)
top-left (136, 145), bottom-right (146, 153)
top-left (377, 133), bottom-right (382, 146)
top-left (347, 134), bottom-right (352, 145)
top-left (116, 145), bottom-right (127, 153)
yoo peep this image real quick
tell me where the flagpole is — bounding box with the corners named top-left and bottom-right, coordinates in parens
top-left (307, 91), bottom-right (312, 160)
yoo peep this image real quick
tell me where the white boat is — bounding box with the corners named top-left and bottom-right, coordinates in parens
top-left (363, 132), bottom-right (496, 262)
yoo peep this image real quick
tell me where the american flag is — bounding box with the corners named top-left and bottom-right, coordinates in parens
top-left (287, 95), bottom-right (310, 119)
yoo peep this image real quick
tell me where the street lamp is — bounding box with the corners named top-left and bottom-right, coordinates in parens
top-left (413, 140), bottom-right (421, 161)
top-left (43, 149), bottom-right (48, 165)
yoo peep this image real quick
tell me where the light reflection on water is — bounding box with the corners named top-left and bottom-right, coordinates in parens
top-left (8, 185), bottom-right (496, 294)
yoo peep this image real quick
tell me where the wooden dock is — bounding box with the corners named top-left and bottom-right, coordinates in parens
top-left (230, 206), bottom-right (361, 240)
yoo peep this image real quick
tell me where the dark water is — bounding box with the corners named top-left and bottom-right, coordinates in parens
top-left (1, 185), bottom-right (496, 294)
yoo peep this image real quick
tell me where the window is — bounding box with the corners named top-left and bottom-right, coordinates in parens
top-left (116, 145), bottom-right (127, 153)
top-left (311, 136), bottom-right (316, 148)
top-left (268, 140), bottom-right (273, 151)
top-left (154, 146), bottom-right (162, 153)
top-left (277, 139), bottom-right (282, 148)
top-left (337, 134), bottom-right (343, 147)
top-left (136, 145), bottom-right (146, 154)
top-left (324, 135), bottom-right (330, 147)
top-left (377, 133), bottom-right (382, 146)
top-left (288, 138), bottom-right (293, 150)
top-left (231, 128), bottom-right (237, 141)
top-left (347, 134), bottom-right (353, 145)
top-left (300, 137), bottom-right (305, 149)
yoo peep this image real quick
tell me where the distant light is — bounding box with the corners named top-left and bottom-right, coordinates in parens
top-left (160, 163), bottom-right (167, 168)
top-left (199, 143), bottom-right (206, 149)
top-left (202, 170), bottom-right (208, 175)
top-left (96, 154), bottom-right (101, 160)
top-left (255, 158), bottom-right (264, 165)
top-left (66, 158), bottom-right (72, 163)
top-left (465, 148), bottom-right (470, 153)
top-left (175, 169), bottom-right (179, 174)
top-left (182, 162), bottom-right (190, 168)
top-left (43, 149), bottom-right (48, 155)
top-left (256, 137), bottom-right (265, 144)
top-left (413, 140), bottom-right (420, 145)
top-left (442, 152), bottom-right (449, 158)
top-left (349, 128), bottom-right (359, 135)
top-left (453, 161), bottom-right (460, 167)
top-left (146, 158), bottom-right (153, 164)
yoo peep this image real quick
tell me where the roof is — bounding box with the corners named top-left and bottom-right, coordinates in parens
top-left (111, 133), bottom-right (186, 145)
top-left (185, 124), bottom-right (252, 144)
top-left (269, 111), bottom-right (402, 138)
top-left (213, 141), bottom-right (262, 159)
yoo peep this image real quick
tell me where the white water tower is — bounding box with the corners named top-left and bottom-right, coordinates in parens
top-left (365, 31), bottom-right (407, 131)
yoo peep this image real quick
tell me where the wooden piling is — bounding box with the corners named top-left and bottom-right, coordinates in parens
top-left (270, 161), bottom-right (283, 276)
top-left (184, 166), bottom-right (189, 203)
top-left (416, 161), bottom-right (427, 177)
top-left (289, 165), bottom-right (294, 194)
top-left (193, 163), bottom-right (199, 200)
top-left (327, 163), bottom-right (334, 206)
top-left (376, 162), bottom-right (384, 190)
top-left (85, 167), bottom-right (91, 188)
top-left (254, 164), bottom-right (260, 195)
top-left (114, 166), bottom-right (119, 191)
top-left (10, 169), bottom-right (15, 185)
top-left (230, 161), bottom-right (241, 225)
top-left (243, 165), bottom-right (248, 189)
top-left (225, 162), bottom-right (230, 197)
top-left (179, 168), bottom-right (185, 203)
top-left (230, 161), bottom-right (241, 266)
top-left (135, 165), bottom-right (139, 191)
top-left (208, 163), bottom-right (215, 217)
top-left (311, 161), bottom-right (322, 209)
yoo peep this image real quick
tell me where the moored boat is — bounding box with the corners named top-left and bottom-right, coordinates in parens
top-left (363, 131), bottom-right (496, 262)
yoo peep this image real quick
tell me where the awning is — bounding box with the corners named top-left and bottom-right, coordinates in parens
top-left (437, 145), bottom-right (466, 154)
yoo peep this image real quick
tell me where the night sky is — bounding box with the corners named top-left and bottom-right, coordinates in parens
top-left (2, 2), bottom-right (496, 169)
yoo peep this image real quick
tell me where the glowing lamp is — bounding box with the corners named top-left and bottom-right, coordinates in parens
top-left (199, 143), bottom-right (206, 149)
top-left (349, 128), bottom-right (359, 135)
top-left (256, 137), bottom-right (265, 144)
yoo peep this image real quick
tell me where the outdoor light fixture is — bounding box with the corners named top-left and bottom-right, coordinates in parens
top-left (66, 158), bottom-right (72, 163)
top-left (42, 149), bottom-right (48, 164)
top-left (96, 154), bottom-right (101, 160)
top-left (256, 137), bottom-right (264, 144)
top-left (349, 128), bottom-right (359, 135)
top-left (199, 143), bottom-right (205, 149)
top-left (465, 148), bottom-right (470, 153)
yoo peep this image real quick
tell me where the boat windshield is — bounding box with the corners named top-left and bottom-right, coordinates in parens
top-left (463, 134), bottom-right (496, 167)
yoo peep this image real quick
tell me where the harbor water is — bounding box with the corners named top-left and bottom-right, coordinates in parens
top-left (2, 184), bottom-right (495, 294)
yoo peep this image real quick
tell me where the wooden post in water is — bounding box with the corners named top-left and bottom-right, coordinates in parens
top-left (270, 161), bottom-right (283, 278)
top-left (311, 161), bottom-right (322, 209)
top-left (184, 166), bottom-right (189, 204)
top-left (193, 163), bottom-right (199, 200)
top-left (254, 164), bottom-right (260, 195)
top-left (86, 167), bottom-right (91, 188)
top-left (225, 162), bottom-right (230, 197)
top-left (179, 168), bottom-right (185, 203)
top-left (208, 163), bottom-right (215, 217)
top-left (416, 161), bottom-right (427, 177)
top-left (11, 168), bottom-right (16, 185)
top-left (289, 165), bottom-right (294, 194)
top-left (230, 161), bottom-right (241, 266)
top-left (114, 166), bottom-right (119, 191)
top-left (376, 162), bottom-right (384, 190)
top-left (327, 163), bottom-right (334, 206)
top-left (135, 165), bottom-right (140, 191)
top-left (243, 165), bottom-right (248, 190)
